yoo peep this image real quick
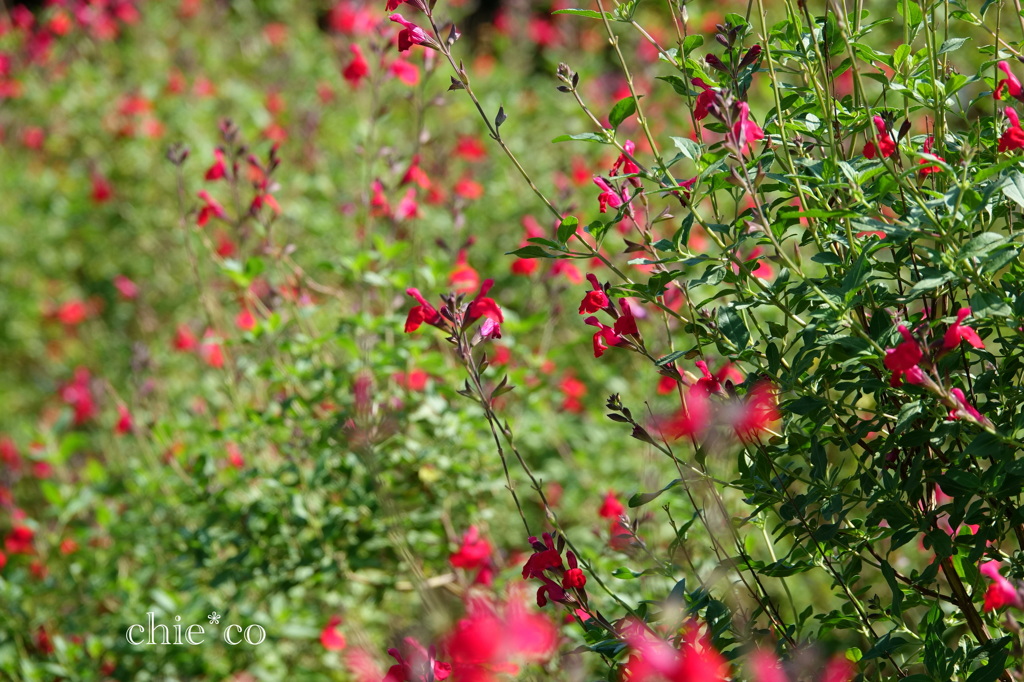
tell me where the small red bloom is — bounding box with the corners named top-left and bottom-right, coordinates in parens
top-left (390, 13), bottom-right (429, 52)
top-left (174, 324), bottom-right (198, 352)
top-left (5, 525), bottom-right (33, 554)
top-left (466, 279), bottom-right (504, 326)
top-left (91, 173), bottom-right (113, 203)
top-left (884, 325), bottom-right (923, 373)
top-left (562, 552), bottom-right (586, 590)
top-left (57, 300), bottom-right (89, 326)
top-left (342, 44), bottom-right (370, 88)
top-left (918, 135), bottom-right (944, 177)
top-left (321, 615), bottom-right (347, 651)
top-left (864, 116), bottom-right (896, 159)
top-left (205, 148), bottom-right (228, 181)
top-left (981, 561), bottom-right (1022, 611)
top-left (613, 299), bottom-right (639, 337)
top-left (235, 308), bottom-right (257, 331)
top-left (559, 374), bottom-right (586, 413)
top-left (593, 176), bottom-right (625, 213)
top-left (449, 250), bottom-right (480, 294)
top-left (114, 275), bottom-right (138, 299)
top-left (598, 491), bottom-right (625, 520)
top-left (995, 61), bottom-right (1024, 102)
top-left (226, 442), bottom-right (244, 469)
top-left (732, 102), bottom-right (764, 156)
top-left (450, 526), bottom-right (491, 570)
top-left (578, 273), bottom-right (609, 314)
top-left (692, 78), bottom-right (716, 120)
top-left (404, 287), bottom-right (443, 333)
top-left (199, 332), bottom-right (224, 368)
top-left (115, 405), bottom-right (133, 435)
top-left (733, 381), bottom-right (780, 438)
top-left (584, 316), bottom-right (623, 358)
top-left (611, 140), bottom-right (641, 176)
top-left (197, 190), bottom-right (227, 227)
top-left (1000, 108), bottom-right (1024, 153)
top-left (943, 307), bottom-right (984, 350)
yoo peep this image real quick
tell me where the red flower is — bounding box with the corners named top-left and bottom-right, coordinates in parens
top-left (584, 316), bottom-right (623, 358)
top-left (562, 552), bottom-right (586, 589)
top-left (404, 287), bottom-right (443, 333)
top-left (981, 561), bottom-right (1022, 611)
top-left (665, 385), bottom-right (711, 439)
top-left (863, 116), bottom-right (896, 159)
top-left (342, 44), bottom-right (369, 88)
top-left (943, 307), bottom-right (984, 350)
top-left (948, 387), bottom-right (986, 424)
top-left (995, 61), bottom-right (1024, 101)
top-left (390, 13), bottom-right (429, 52)
top-left (731, 102), bottom-right (764, 156)
top-left (884, 325), bottom-right (923, 374)
top-left (522, 533), bottom-right (563, 579)
top-left (91, 173), bottom-right (113, 203)
top-left (449, 249), bottom-right (480, 294)
top-left (622, 621), bottom-right (729, 682)
top-left (57, 300), bottom-right (89, 326)
top-left (205, 148), bottom-right (228, 181)
top-left (370, 179), bottom-right (391, 217)
top-left (197, 190), bottom-right (227, 226)
top-left (115, 405), bottom-right (133, 435)
top-left (199, 332), bottom-right (224, 368)
top-left (611, 140), bottom-right (641, 176)
top-left (454, 136), bottom-right (486, 161)
top-left (733, 381), bottom-right (780, 438)
top-left (389, 57), bottom-right (419, 86)
top-left (226, 442), bottom-right (244, 469)
top-left (235, 308), bottom-right (257, 331)
top-left (1000, 107), bottom-right (1024, 152)
top-left (599, 491), bottom-right (625, 520)
top-left (918, 135), bottom-right (944, 177)
top-left (559, 374), bottom-right (587, 413)
top-left (593, 176), bottom-right (625, 213)
top-left (578, 273), bottom-right (609, 314)
top-left (61, 367), bottom-right (97, 425)
top-left (321, 616), bottom-right (347, 651)
top-left (5, 525), bottom-right (33, 554)
top-left (450, 526), bottom-right (491, 570)
top-left (613, 299), bottom-right (639, 337)
top-left (466, 279), bottom-right (504, 326)
top-left (174, 324), bottom-right (198, 352)
top-left (692, 78), bottom-right (716, 120)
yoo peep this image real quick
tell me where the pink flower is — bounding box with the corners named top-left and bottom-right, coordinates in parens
top-left (395, 188), bottom-right (420, 220)
top-left (981, 561), bottom-right (1022, 611)
top-left (385, 638), bottom-right (451, 682)
top-left (943, 307), bottom-right (984, 350)
top-left (948, 387), bottom-right (986, 424)
top-left (593, 176), bottom-right (624, 213)
top-left (864, 116), bottom-right (896, 159)
top-left (113, 275), bottom-right (138, 299)
top-left (450, 526), bottom-right (491, 570)
top-left (995, 61), bottom-right (1024, 101)
top-left (235, 309), bottom-right (257, 331)
top-left (579, 273), bottom-right (609, 314)
top-left (174, 325), bottom-right (198, 352)
top-left (226, 442), bottom-right (244, 469)
top-left (390, 13), bottom-right (429, 52)
top-left (611, 140), bottom-right (641, 175)
top-left (61, 367), bottom-right (97, 425)
top-left (732, 102), bottom-right (764, 156)
top-left (199, 332), bottom-right (224, 368)
top-left (321, 616), bottom-right (347, 651)
top-left (622, 621), bottom-right (729, 682)
top-left (1000, 107), bottom-right (1024, 153)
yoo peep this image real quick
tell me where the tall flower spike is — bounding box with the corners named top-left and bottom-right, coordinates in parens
top-left (1000, 108), bottom-right (1024, 153)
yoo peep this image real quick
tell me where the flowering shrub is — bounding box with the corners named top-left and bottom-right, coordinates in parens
top-left (3, 0), bottom-right (1024, 680)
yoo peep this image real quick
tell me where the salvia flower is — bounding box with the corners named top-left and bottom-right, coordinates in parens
top-left (732, 102), bottom-right (765, 156)
top-left (611, 140), bottom-right (641, 176)
top-left (942, 307), bottom-right (984, 351)
top-left (593, 176), bottom-right (624, 213)
top-left (918, 136), bottom-right (944, 177)
top-left (342, 44), bottom-right (370, 88)
top-left (196, 190), bottom-right (227, 227)
top-left (205, 148), bottom-right (228, 181)
top-left (980, 561), bottom-right (1022, 611)
top-left (691, 78), bottom-right (716, 120)
top-left (561, 551), bottom-right (586, 590)
top-left (404, 288), bottom-right (443, 333)
top-left (321, 616), bottom-right (347, 651)
top-left (863, 116), bottom-right (896, 159)
top-left (994, 61), bottom-right (1024, 102)
top-left (579, 273), bottom-right (609, 314)
top-left (584, 317), bottom-right (624, 358)
top-left (449, 526), bottom-right (491, 571)
top-left (884, 325), bottom-right (923, 385)
top-left (999, 107), bottom-right (1024, 152)
top-left (390, 13), bottom-right (430, 52)
top-left (948, 387), bottom-right (988, 426)
top-left (466, 279), bottom-right (504, 326)
top-left (384, 638), bottom-right (451, 682)
top-left (598, 491), bottom-right (625, 520)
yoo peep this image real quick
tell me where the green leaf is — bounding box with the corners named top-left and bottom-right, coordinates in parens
top-left (1001, 171), bottom-right (1024, 209)
top-left (655, 350), bottom-right (687, 366)
top-left (629, 479), bottom-right (682, 507)
top-left (970, 291), bottom-right (1012, 317)
top-left (609, 96), bottom-right (640, 129)
top-left (670, 136), bottom-right (702, 161)
top-left (556, 216), bottom-right (579, 244)
top-left (879, 560), bottom-right (904, 618)
top-left (937, 37), bottom-right (969, 55)
top-left (959, 232), bottom-right (1008, 261)
top-left (552, 132), bottom-right (608, 143)
top-left (551, 8), bottom-right (609, 19)
top-left (682, 34), bottom-right (704, 52)
top-left (506, 245), bottom-right (555, 259)
top-left (717, 306), bottom-right (750, 349)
